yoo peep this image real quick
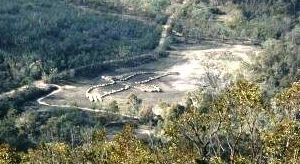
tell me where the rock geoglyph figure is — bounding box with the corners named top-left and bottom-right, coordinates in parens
top-left (86, 71), bottom-right (179, 102)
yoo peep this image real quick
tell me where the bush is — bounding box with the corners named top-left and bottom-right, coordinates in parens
top-left (108, 100), bottom-right (119, 113)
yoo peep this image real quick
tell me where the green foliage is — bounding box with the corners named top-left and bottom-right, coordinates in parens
top-left (1, 1), bottom-right (300, 163)
top-left (1, 80), bottom-right (300, 163)
top-left (34, 110), bottom-right (115, 146)
top-left (127, 93), bottom-right (142, 115)
top-left (234, 0), bottom-right (298, 19)
top-left (173, 1), bottom-right (233, 41)
top-left (255, 26), bottom-right (300, 96)
top-left (0, 108), bottom-right (120, 151)
top-left (0, 0), bottom-right (160, 93)
top-left (21, 143), bottom-right (72, 163)
top-left (172, 0), bottom-right (298, 42)
top-left (235, 15), bottom-right (292, 40)
top-left (262, 119), bottom-right (300, 163)
top-left (69, 0), bottom-right (171, 18)
top-left (78, 129), bottom-right (108, 163)
top-left (161, 80), bottom-right (298, 163)
top-left (108, 100), bottom-right (120, 113)
top-left (139, 105), bottom-right (154, 123)
top-left (0, 144), bottom-right (20, 164)
top-left (155, 142), bottom-right (198, 163)
top-left (107, 124), bottom-right (155, 163)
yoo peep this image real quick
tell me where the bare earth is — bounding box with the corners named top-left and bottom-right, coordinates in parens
top-left (41, 42), bottom-right (261, 115)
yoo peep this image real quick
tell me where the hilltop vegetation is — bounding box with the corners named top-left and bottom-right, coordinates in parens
top-left (1, 80), bottom-right (300, 163)
top-left (0, 0), bottom-right (161, 93)
top-left (0, 0), bottom-right (300, 163)
top-left (173, 0), bottom-right (297, 41)
top-left (68, 0), bottom-right (171, 18)
top-left (172, 0), bottom-right (300, 95)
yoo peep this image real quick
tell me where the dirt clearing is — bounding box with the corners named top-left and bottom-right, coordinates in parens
top-left (40, 42), bottom-right (261, 114)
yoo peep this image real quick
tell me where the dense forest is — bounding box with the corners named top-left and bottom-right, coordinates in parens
top-left (1, 0), bottom-right (300, 163)
top-left (0, 0), bottom-right (161, 93)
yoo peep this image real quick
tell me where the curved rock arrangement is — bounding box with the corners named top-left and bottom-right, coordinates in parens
top-left (86, 71), bottom-right (179, 102)
top-left (73, 0), bottom-right (187, 102)
top-left (34, 82), bottom-right (140, 119)
top-left (134, 72), bottom-right (178, 85)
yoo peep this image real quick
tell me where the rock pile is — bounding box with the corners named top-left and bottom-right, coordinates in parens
top-left (136, 84), bottom-right (162, 92)
top-left (85, 71), bottom-right (179, 102)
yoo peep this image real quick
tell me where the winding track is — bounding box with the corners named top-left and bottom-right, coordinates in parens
top-left (35, 71), bottom-right (178, 117)
top-left (0, 1), bottom-right (188, 119)
top-left (35, 81), bottom-right (140, 118)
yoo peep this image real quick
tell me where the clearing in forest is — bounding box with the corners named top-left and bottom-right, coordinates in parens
top-left (39, 41), bottom-right (261, 115)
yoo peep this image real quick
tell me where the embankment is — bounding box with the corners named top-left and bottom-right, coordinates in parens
top-left (53, 53), bottom-right (160, 80)
top-left (0, 84), bottom-right (57, 114)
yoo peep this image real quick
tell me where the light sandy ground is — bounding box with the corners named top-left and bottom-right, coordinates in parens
top-left (166, 44), bottom-right (259, 91)
top-left (16, 42), bottom-right (260, 140)
top-left (40, 42), bottom-right (261, 116)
